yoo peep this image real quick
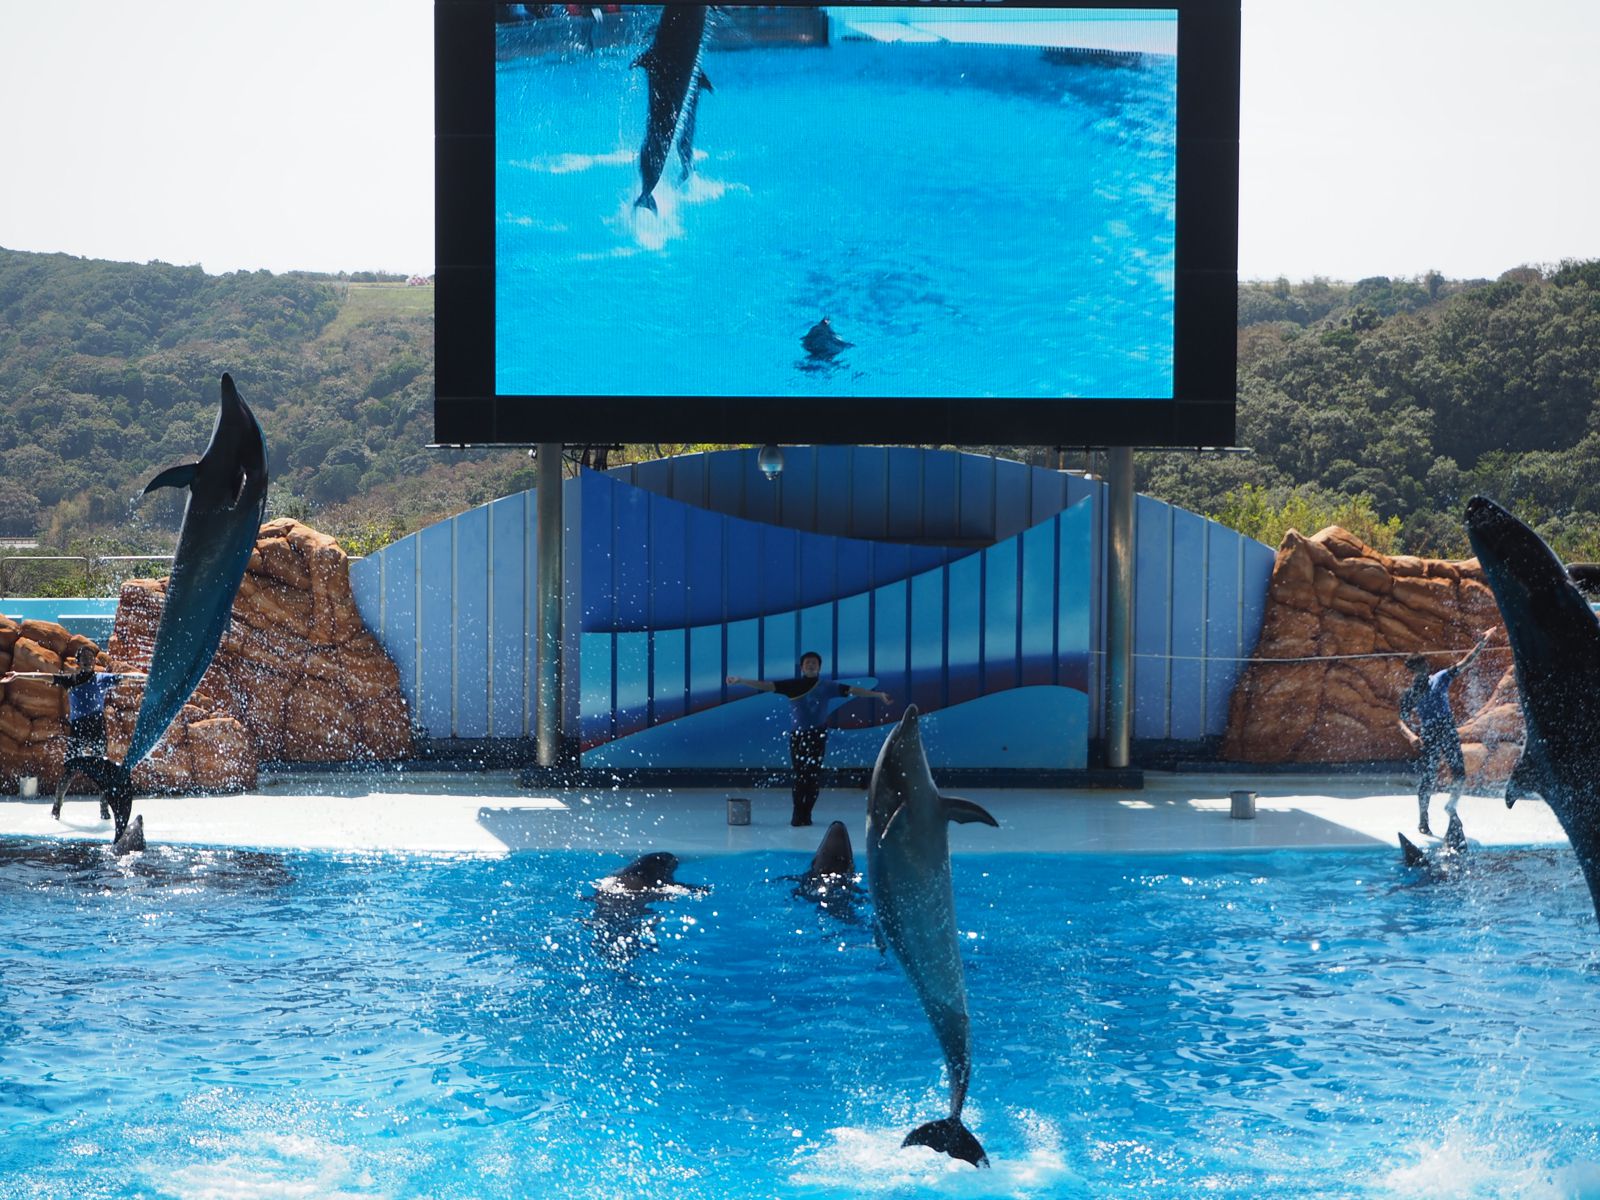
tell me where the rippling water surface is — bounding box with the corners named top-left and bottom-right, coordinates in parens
top-left (2, 839), bottom-right (1598, 1199)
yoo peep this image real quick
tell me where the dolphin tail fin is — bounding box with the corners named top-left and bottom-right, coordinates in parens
top-left (1398, 831), bottom-right (1427, 868)
top-left (634, 192), bottom-right (659, 214)
top-left (903, 1116), bottom-right (988, 1168)
top-left (142, 462), bottom-right (199, 495)
top-left (60, 755), bottom-right (135, 840)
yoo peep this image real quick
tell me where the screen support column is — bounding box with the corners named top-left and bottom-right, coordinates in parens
top-left (535, 442), bottom-right (565, 767)
top-left (1105, 446), bottom-right (1135, 769)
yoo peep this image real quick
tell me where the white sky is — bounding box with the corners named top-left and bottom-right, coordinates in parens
top-left (0, 0), bottom-right (1596, 281)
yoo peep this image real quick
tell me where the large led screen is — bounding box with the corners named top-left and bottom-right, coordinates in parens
top-left (436, 1), bottom-right (1239, 446)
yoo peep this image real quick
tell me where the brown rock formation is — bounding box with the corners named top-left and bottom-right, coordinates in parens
top-left (0, 518), bottom-right (411, 794)
top-left (1222, 526), bottom-right (1521, 782)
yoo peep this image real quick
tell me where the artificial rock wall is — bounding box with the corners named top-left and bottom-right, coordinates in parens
top-left (0, 519), bottom-right (412, 794)
top-left (1221, 526), bottom-right (1524, 782)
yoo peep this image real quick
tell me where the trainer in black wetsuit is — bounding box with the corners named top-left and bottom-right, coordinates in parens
top-left (1398, 630), bottom-right (1491, 837)
top-left (2, 646), bottom-right (143, 821)
top-left (727, 651), bottom-right (890, 827)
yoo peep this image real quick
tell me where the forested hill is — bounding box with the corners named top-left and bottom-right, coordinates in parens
top-left (0, 246), bottom-right (461, 547)
top-left (1140, 260), bottom-right (1600, 559)
top-left (3, 246), bottom-right (1600, 561)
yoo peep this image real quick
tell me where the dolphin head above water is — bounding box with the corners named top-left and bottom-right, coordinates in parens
top-left (805, 821), bottom-right (856, 882)
top-left (610, 851), bottom-right (681, 893)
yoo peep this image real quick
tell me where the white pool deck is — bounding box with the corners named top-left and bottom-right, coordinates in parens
top-left (0, 770), bottom-right (1568, 858)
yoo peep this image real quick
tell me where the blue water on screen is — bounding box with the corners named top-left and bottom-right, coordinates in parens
top-left (496, 35), bottom-right (1175, 399)
top-left (3, 841), bottom-right (1598, 1199)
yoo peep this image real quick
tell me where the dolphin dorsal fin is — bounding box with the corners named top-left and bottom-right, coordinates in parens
top-left (1398, 832), bottom-right (1427, 867)
top-left (1506, 740), bottom-right (1551, 808)
top-left (942, 795), bottom-right (998, 827)
top-left (143, 462), bottom-right (199, 494)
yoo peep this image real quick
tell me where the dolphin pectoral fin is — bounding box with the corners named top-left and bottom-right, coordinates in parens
top-left (142, 462), bottom-right (200, 494)
top-left (1506, 741), bottom-right (1551, 808)
top-left (1398, 831), bottom-right (1427, 868)
top-left (632, 49), bottom-right (655, 70)
top-left (903, 1116), bottom-right (988, 1168)
top-left (698, 70), bottom-right (713, 93)
top-left (941, 796), bottom-right (999, 827)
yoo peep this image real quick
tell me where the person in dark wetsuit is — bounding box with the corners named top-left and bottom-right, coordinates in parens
top-left (1397, 630), bottom-right (1492, 836)
top-left (3, 646), bottom-right (145, 821)
top-left (727, 651), bottom-right (890, 827)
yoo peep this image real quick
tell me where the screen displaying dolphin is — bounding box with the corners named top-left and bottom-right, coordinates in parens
top-left (493, 4), bottom-right (1181, 404)
top-left (60, 374), bottom-right (268, 849)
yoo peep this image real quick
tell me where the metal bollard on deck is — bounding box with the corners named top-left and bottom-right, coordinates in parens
top-left (727, 797), bottom-right (752, 826)
top-left (1229, 789), bottom-right (1257, 820)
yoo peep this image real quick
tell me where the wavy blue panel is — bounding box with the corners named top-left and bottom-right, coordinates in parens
top-left (1058, 500), bottom-right (1093, 693)
top-left (416, 522), bottom-right (455, 738)
top-left (994, 458), bottom-right (1034, 542)
top-left (648, 496), bottom-right (688, 630)
top-left (798, 528), bottom-right (837, 610)
top-left (687, 623), bottom-right (723, 716)
top-left (778, 446), bottom-right (818, 531)
top-left (725, 617), bottom-right (760, 690)
top-left (759, 526), bottom-right (799, 620)
top-left (579, 632), bottom-right (614, 746)
top-left (652, 629), bottom-right (686, 724)
top-left (797, 602), bottom-right (833, 672)
top-left (614, 631), bottom-right (649, 731)
top-left (984, 537), bottom-right (1019, 693)
top-left (1030, 468), bottom-right (1069, 536)
top-left (947, 553), bottom-right (982, 708)
top-left (685, 506), bottom-right (723, 620)
top-left (1019, 516), bottom-right (1057, 688)
top-left (1205, 524), bottom-right (1244, 736)
top-left (580, 473), bottom-right (613, 632)
top-left (609, 482), bottom-right (651, 631)
top-left (1167, 507), bottom-right (1208, 741)
top-left (960, 454), bottom-right (995, 544)
top-left (909, 566), bottom-right (945, 714)
top-left (377, 534), bottom-right (417, 709)
top-left (851, 447), bottom-right (890, 540)
top-left (873, 579), bottom-right (910, 713)
top-left (886, 449), bottom-right (925, 542)
top-left (707, 452), bottom-right (747, 522)
top-left (762, 611), bottom-right (798, 680)
top-left (453, 505), bottom-right (490, 738)
top-left (1134, 494), bottom-right (1173, 739)
top-left (835, 592), bottom-right (872, 722)
top-left (922, 453), bottom-right (960, 544)
top-left (814, 446), bottom-right (853, 534)
top-left (488, 495), bottom-right (528, 738)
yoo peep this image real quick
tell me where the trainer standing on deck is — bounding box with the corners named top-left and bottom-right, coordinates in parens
top-left (727, 651), bottom-right (890, 827)
top-left (3, 647), bottom-right (145, 820)
top-left (1398, 629), bottom-right (1492, 837)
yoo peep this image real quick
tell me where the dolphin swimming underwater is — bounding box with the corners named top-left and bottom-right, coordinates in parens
top-left (633, 5), bottom-right (712, 213)
top-left (59, 374), bottom-right (268, 849)
top-left (1465, 495), bottom-right (1600, 923)
top-left (866, 706), bottom-right (997, 1168)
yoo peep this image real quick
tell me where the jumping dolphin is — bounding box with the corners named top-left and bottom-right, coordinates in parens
top-left (1465, 495), bottom-right (1600, 923)
top-left (676, 69), bottom-right (713, 183)
top-left (866, 706), bottom-right (997, 1168)
top-left (59, 374), bottom-right (268, 850)
top-left (633, 5), bottom-right (711, 213)
top-left (1398, 809), bottom-right (1468, 880)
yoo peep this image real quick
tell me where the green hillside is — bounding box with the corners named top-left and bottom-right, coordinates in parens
top-left (2, 246), bottom-right (1598, 567)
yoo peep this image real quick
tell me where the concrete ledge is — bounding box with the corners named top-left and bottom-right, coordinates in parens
top-left (0, 770), bottom-right (1567, 859)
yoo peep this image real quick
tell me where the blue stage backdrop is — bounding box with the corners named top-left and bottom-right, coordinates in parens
top-left (349, 448), bottom-right (1274, 769)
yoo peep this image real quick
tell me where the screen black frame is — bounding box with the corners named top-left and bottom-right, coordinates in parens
top-left (436, 0), bottom-right (1238, 446)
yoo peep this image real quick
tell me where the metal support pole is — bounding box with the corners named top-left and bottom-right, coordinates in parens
top-left (1105, 446), bottom-right (1135, 769)
top-left (535, 442), bottom-right (564, 767)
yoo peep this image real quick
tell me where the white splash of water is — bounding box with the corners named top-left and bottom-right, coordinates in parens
top-left (508, 148), bottom-right (634, 175)
top-left (145, 1130), bottom-right (385, 1200)
top-left (1377, 1132), bottom-right (1600, 1200)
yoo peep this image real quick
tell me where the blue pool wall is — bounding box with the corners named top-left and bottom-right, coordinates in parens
top-left (348, 448), bottom-right (1275, 766)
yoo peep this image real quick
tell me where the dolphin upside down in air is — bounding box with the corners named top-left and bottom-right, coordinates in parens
top-left (866, 706), bottom-right (997, 1167)
top-left (1465, 495), bottom-right (1600, 925)
top-left (60, 374), bottom-right (268, 850)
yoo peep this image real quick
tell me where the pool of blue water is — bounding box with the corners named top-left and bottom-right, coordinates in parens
top-left (496, 35), bottom-right (1175, 399)
top-left (2, 841), bottom-right (1598, 1199)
